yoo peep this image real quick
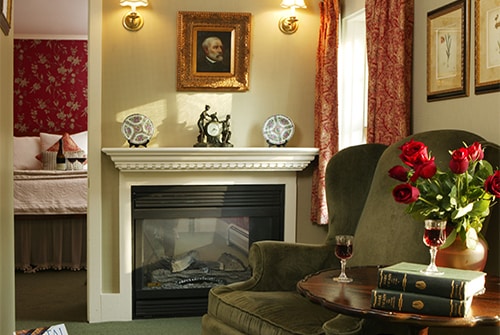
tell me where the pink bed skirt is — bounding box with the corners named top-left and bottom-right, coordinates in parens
top-left (15, 215), bottom-right (87, 273)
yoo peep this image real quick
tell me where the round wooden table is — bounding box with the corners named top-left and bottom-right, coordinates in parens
top-left (297, 266), bottom-right (499, 335)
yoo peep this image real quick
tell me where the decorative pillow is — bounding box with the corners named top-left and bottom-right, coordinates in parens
top-left (14, 136), bottom-right (42, 170)
top-left (42, 151), bottom-right (58, 170)
top-left (36, 132), bottom-right (84, 162)
top-left (70, 131), bottom-right (88, 156)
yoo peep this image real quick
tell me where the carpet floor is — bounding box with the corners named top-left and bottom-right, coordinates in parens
top-left (15, 269), bottom-right (202, 334)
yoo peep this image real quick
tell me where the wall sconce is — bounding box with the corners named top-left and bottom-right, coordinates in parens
top-left (120, 0), bottom-right (148, 31)
top-left (279, 0), bottom-right (307, 34)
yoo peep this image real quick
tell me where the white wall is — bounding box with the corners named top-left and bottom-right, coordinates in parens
top-left (90, 0), bottom-right (321, 322)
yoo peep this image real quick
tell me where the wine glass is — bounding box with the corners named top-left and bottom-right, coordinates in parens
top-left (333, 235), bottom-right (354, 283)
top-left (421, 219), bottom-right (447, 275)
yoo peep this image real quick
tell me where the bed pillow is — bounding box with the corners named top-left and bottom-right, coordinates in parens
top-left (14, 136), bottom-right (43, 170)
top-left (36, 132), bottom-right (84, 162)
top-left (40, 131), bottom-right (88, 155)
top-left (42, 151), bottom-right (58, 170)
top-left (70, 131), bottom-right (88, 156)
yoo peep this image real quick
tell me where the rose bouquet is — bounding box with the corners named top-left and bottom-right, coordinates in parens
top-left (389, 139), bottom-right (500, 249)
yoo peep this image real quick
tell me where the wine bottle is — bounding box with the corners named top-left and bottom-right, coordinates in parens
top-left (56, 138), bottom-right (66, 170)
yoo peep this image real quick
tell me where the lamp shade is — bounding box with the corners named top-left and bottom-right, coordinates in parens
top-left (120, 0), bottom-right (148, 8)
top-left (280, 0), bottom-right (306, 9)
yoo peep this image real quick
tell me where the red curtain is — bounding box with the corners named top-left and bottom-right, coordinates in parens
top-left (310, 0), bottom-right (340, 225)
top-left (365, 0), bottom-right (413, 145)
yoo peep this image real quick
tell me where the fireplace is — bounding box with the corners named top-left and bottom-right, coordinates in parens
top-left (98, 147), bottom-right (317, 322)
top-left (132, 184), bottom-right (284, 318)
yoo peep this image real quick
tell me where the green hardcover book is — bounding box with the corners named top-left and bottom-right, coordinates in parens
top-left (371, 288), bottom-right (473, 317)
top-left (377, 262), bottom-right (485, 300)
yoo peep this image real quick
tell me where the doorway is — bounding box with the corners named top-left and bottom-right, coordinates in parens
top-left (13, 0), bottom-right (89, 325)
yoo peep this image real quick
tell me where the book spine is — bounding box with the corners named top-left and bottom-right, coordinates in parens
top-left (377, 269), bottom-right (468, 299)
top-left (371, 289), bottom-right (469, 317)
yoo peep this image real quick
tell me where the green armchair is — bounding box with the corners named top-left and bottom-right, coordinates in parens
top-left (201, 130), bottom-right (499, 335)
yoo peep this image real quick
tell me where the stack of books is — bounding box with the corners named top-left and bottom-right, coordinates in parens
top-left (370, 262), bottom-right (486, 317)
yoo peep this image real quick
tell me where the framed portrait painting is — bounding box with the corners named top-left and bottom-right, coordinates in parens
top-left (474, 0), bottom-right (500, 94)
top-left (0, 0), bottom-right (12, 36)
top-left (427, 0), bottom-right (470, 101)
top-left (177, 11), bottom-right (251, 91)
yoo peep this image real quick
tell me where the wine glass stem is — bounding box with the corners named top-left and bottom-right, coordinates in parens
top-left (429, 246), bottom-right (438, 270)
top-left (339, 259), bottom-right (347, 278)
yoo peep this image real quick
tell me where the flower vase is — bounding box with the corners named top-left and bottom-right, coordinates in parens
top-left (435, 237), bottom-right (488, 271)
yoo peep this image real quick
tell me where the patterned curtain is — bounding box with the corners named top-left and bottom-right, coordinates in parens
top-left (365, 0), bottom-right (413, 145)
top-left (311, 0), bottom-right (340, 225)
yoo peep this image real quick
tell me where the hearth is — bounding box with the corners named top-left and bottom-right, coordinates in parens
top-left (132, 184), bottom-right (284, 319)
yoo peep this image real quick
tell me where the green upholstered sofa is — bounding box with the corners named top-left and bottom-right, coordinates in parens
top-left (201, 130), bottom-right (500, 335)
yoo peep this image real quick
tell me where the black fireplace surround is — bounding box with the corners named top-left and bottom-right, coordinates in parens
top-left (132, 184), bottom-right (285, 319)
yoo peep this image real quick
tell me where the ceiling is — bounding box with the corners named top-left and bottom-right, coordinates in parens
top-left (14, 0), bottom-right (88, 37)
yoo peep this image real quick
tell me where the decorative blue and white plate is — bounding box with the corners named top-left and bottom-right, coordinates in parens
top-left (121, 113), bottom-right (154, 146)
top-left (262, 114), bottom-right (295, 146)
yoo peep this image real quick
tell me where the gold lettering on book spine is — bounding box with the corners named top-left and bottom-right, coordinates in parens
top-left (397, 294), bottom-right (404, 311)
top-left (402, 274), bottom-right (408, 290)
top-left (415, 280), bottom-right (427, 290)
top-left (412, 300), bottom-right (424, 310)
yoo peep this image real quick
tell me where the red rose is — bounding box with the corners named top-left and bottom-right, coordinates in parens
top-left (485, 170), bottom-right (500, 198)
top-left (392, 183), bottom-right (420, 204)
top-left (449, 148), bottom-right (469, 174)
top-left (389, 165), bottom-right (409, 181)
top-left (467, 142), bottom-right (484, 162)
top-left (399, 140), bottom-right (430, 168)
top-left (411, 158), bottom-right (437, 182)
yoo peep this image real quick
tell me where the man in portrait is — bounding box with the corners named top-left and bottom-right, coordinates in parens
top-left (197, 35), bottom-right (231, 73)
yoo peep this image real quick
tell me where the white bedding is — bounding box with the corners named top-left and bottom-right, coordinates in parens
top-left (14, 170), bottom-right (87, 215)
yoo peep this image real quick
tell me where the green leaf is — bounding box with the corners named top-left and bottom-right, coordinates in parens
top-left (451, 203), bottom-right (473, 219)
top-left (440, 229), bottom-right (457, 249)
top-left (465, 229), bottom-right (478, 249)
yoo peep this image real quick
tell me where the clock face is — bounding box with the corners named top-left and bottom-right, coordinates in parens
top-left (207, 121), bottom-right (222, 136)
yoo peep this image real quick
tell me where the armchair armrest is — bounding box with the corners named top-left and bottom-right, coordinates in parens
top-left (229, 240), bottom-right (337, 292)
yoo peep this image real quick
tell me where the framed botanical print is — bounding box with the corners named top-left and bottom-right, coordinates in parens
top-left (177, 11), bottom-right (251, 91)
top-left (427, 0), bottom-right (470, 101)
top-left (474, 0), bottom-right (500, 94)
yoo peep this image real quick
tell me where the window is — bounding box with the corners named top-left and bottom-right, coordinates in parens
top-left (338, 9), bottom-right (368, 150)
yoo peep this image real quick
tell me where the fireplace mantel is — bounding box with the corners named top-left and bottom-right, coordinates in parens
top-left (96, 146), bottom-right (318, 321)
top-left (102, 147), bottom-right (319, 172)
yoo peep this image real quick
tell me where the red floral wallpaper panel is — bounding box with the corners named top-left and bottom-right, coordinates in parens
top-left (14, 39), bottom-right (88, 136)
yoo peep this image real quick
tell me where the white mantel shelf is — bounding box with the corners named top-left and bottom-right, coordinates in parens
top-left (102, 147), bottom-right (319, 172)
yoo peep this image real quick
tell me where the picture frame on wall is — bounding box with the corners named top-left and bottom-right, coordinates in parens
top-left (474, 0), bottom-right (500, 94)
top-left (0, 0), bottom-right (12, 36)
top-left (427, 0), bottom-right (470, 101)
top-left (177, 11), bottom-right (251, 92)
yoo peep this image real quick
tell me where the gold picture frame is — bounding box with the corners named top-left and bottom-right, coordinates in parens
top-left (0, 0), bottom-right (12, 36)
top-left (474, 0), bottom-right (500, 94)
top-left (177, 11), bottom-right (251, 92)
top-left (427, 0), bottom-right (470, 101)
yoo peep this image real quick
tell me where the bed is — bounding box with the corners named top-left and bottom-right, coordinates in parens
top-left (14, 132), bottom-right (88, 272)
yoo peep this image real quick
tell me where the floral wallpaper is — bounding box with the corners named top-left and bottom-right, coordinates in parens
top-left (14, 39), bottom-right (88, 136)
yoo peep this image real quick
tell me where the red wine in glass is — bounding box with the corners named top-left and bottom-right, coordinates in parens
top-left (335, 244), bottom-right (353, 260)
top-left (423, 227), bottom-right (445, 247)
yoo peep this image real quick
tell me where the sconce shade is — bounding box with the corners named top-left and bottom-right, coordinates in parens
top-left (280, 0), bottom-right (307, 9)
top-left (120, 0), bottom-right (148, 10)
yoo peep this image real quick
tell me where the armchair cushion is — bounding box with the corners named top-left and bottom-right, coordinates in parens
top-left (206, 288), bottom-right (337, 335)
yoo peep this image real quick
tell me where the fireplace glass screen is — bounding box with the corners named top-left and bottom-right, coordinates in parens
top-left (132, 185), bottom-right (285, 318)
